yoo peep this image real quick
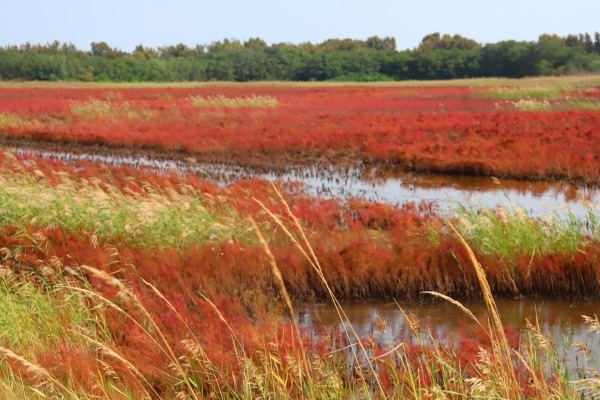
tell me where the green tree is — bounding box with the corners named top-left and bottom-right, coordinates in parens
top-left (205, 54), bottom-right (235, 80)
top-left (158, 43), bottom-right (195, 58)
top-left (207, 39), bottom-right (244, 53)
top-left (365, 36), bottom-right (396, 51)
top-left (233, 50), bottom-right (274, 81)
top-left (479, 41), bottom-right (537, 77)
top-left (416, 33), bottom-right (480, 53)
top-left (132, 45), bottom-right (158, 60)
top-left (90, 42), bottom-right (123, 58)
top-left (243, 37), bottom-right (267, 52)
top-left (266, 45), bottom-right (308, 80)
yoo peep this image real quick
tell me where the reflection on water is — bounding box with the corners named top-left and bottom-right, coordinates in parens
top-left (300, 298), bottom-right (600, 369)
top-left (296, 167), bottom-right (598, 218)
top-left (7, 146), bottom-right (599, 217)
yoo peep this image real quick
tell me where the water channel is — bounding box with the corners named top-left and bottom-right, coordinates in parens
top-left (299, 298), bottom-right (600, 369)
top-left (9, 146), bottom-right (599, 218)
top-left (7, 146), bottom-right (600, 362)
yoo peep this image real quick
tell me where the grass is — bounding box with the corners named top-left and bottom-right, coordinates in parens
top-left (1, 75), bottom-right (599, 89)
top-left (71, 97), bottom-right (155, 119)
top-left (1, 82), bottom-right (598, 186)
top-left (0, 154), bottom-right (252, 249)
top-left (561, 98), bottom-right (600, 110)
top-left (452, 200), bottom-right (599, 260)
top-left (495, 97), bottom-right (600, 111)
top-left (480, 82), bottom-right (600, 110)
top-left (0, 113), bottom-right (28, 129)
top-left (508, 98), bottom-right (554, 110)
top-left (0, 154), bottom-right (599, 397)
top-left (0, 276), bottom-right (98, 358)
top-left (188, 94), bottom-right (279, 108)
top-left (0, 192), bottom-right (597, 398)
top-left (482, 86), bottom-right (563, 100)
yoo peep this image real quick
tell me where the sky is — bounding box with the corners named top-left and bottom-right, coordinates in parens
top-left (2, 0), bottom-right (599, 52)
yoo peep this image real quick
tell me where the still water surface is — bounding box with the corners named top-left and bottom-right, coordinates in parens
top-left (300, 298), bottom-right (600, 368)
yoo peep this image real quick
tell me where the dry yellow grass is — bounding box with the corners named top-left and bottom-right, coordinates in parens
top-left (447, 221), bottom-right (522, 399)
top-left (1, 75), bottom-right (599, 89)
top-left (0, 113), bottom-right (29, 129)
top-left (188, 94), bottom-right (279, 108)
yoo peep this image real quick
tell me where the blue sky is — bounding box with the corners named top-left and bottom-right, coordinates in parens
top-left (3, 0), bottom-right (599, 51)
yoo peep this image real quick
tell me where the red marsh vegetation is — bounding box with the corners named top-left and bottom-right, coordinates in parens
top-left (0, 151), bottom-right (599, 397)
top-left (0, 84), bottom-right (598, 184)
top-left (3, 151), bottom-right (599, 303)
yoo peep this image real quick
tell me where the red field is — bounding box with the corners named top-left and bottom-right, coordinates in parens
top-left (0, 85), bottom-right (599, 183)
top-left (1, 82), bottom-right (599, 397)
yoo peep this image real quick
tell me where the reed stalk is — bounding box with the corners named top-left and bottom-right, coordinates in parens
top-left (447, 221), bottom-right (522, 399)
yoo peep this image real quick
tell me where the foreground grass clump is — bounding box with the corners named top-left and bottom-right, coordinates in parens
top-left (453, 200), bottom-right (600, 259)
top-left (0, 153), bottom-right (251, 249)
top-left (188, 94), bottom-right (279, 108)
top-left (0, 275), bottom-right (99, 359)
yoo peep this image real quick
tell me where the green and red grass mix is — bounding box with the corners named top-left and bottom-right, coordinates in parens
top-left (0, 78), bottom-right (599, 398)
top-left (0, 150), bottom-right (598, 397)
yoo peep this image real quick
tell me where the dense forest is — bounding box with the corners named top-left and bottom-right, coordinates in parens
top-left (1, 33), bottom-right (599, 82)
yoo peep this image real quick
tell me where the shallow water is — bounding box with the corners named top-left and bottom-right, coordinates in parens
top-left (9, 146), bottom-right (599, 218)
top-left (300, 298), bottom-right (600, 368)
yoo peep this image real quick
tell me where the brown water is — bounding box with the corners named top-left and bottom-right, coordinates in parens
top-left (300, 298), bottom-right (600, 368)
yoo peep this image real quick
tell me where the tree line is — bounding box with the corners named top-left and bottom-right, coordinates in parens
top-left (1, 33), bottom-right (599, 82)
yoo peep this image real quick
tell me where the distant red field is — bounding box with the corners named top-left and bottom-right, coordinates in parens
top-left (0, 85), bottom-right (598, 183)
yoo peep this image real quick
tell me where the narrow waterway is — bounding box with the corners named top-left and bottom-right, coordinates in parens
top-left (9, 146), bottom-right (599, 218)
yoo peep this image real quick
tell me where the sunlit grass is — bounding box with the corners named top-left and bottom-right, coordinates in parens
top-left (482, 86), bottom-right (563, 100)
top-left (70, 97), bottom-right (155, 119)
top-left (188, 94), bottom-right (279, 109)
top-left (0, 191), bottom-right (597, 398)
top-left (1, 75), bottom-right (599, 89)
top-left (0, 160), bottom-right (251, 249)
top-left (493, 93), bottom-right (600, 111)
top-left (561, 98), bottom-right (600, 110)
top-left (0, 113), bottom-right (28, 129)
top-left (452, 200), bottom-right (599, 260)
top-left (509, 98), bottom-right (554, 111)
top-left (0, 274), bottom-right (102, 359)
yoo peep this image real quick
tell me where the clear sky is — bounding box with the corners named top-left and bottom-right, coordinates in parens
top-left (3, 0), bottom-right (599, 52)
